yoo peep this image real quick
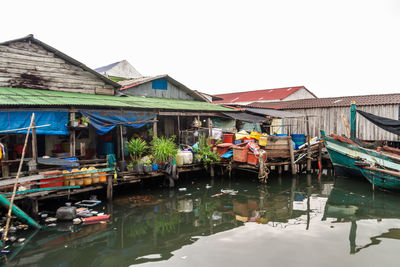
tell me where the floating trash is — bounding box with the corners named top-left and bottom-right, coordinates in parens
top-left (178, 188), bottom-right (187, 192)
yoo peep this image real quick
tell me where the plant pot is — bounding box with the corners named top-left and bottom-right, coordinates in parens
top-left (152, 164), bottom-right (159, 171)
top-left (71, 121), bottom-right (79, 127)
top-left (133, 163), bottom-right (143, 174)
top-left (143, 165), bottom-right (152, 173)
top-left (127, 167), bottom-right (134, 172)
top-left (118, 160), bottom-right (127, 172)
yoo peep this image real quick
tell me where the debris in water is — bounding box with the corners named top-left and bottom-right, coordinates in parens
top-left (48, 223), bottom-right (56, 227)
top-left (205, 185), bottom-right (212, 189)
top-left (235, 215), bottom-right (248, 222)
top-left (179, 188), bottom-right (187, 192)
top-left (45, 217), bottom-right (57, 223)
top-left (41, 213), bottom-right (48, 218)
top-left (220, 189), bottom-right (238, 195)
top-left (136, 254), bottom-right (162, 260)
top-left (8, 236), bottom-right (16, 242)
top-left (17, 238), bottom-right (25, 243)
top-left (73, 218), bottom-right (82, 224)
top-left (211, 193), bottom-right (224, 198)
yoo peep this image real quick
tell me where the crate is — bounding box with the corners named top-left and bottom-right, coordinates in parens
top-left (233, 145), bottom-right (248, 162)
top-left (247, 152), bottom-right (267, 166)
top-left (39, 170), bottom-right (63, 188)
top-left (216, 143), bottom-right (233, 156)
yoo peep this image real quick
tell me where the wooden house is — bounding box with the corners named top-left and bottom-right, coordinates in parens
top-left (248, 94), bottom-right (400, 140)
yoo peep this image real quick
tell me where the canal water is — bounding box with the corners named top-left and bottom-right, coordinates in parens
top-left (3, 172), bottom-right (400, 267)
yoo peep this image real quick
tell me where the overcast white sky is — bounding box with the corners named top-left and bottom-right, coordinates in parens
top-left (2, 0), bottom-right (400, 97)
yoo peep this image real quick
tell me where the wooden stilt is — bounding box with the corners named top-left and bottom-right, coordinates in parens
top-left (306, 115), bottom-right (312, 173)
top-left (288, 137), bottom-right (296, 175)
top-left (278, 165), bottom-right (282, 175)
top-left (210, 164), bottom-right (215, 178)
top-left (153, 115), bottom-right (158, 138)
top-left (32, 198), bottom-right (38, 217)
top-left (107, 174), bottom-right (113, 201)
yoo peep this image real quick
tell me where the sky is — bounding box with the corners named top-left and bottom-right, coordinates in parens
top-left (2, 0), bottom-right (400, 98)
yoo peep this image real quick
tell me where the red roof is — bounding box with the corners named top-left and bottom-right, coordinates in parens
top-left (213, 86), bottom-right (311, 104)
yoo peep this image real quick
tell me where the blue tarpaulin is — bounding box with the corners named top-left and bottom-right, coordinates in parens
top-left (80, 110), bottom-right (156, 135)
top-left (0, 110), bottom-right (69, 135)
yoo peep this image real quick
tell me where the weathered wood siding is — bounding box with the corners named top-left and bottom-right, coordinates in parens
top-left (0, 41), bottom-right (114, 95)
top-left (283, 104), bottom-right (399, 140)
top-left (124, 81), bottom-right (196, 100)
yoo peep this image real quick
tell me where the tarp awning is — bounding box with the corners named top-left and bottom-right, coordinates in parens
top-left (80, 110), bottom-right (156, 135)
top-left (246, 108), bottom-right (305, 118)
top-left (357, 110), bottom-right (400, 136)
top-left (222, 112), bottom-right (267, 123)
top-left (0, 110), bottom-right (69, 135)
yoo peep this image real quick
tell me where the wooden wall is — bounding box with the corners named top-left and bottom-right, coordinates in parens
top-left (283, 104), bottom-right (399, 140)
top-left (124, 80), bottom-right (197, 101)
top-left (0, 41), bottom-right (115, 95)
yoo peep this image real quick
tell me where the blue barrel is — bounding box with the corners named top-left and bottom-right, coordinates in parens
top-left (291, 134), bottom-right (306, 150)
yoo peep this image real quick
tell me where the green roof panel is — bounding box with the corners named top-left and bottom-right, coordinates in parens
top-left (0, 87), bottom-right (234, 112)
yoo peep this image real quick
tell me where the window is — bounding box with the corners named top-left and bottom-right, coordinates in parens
top-left (152, 78), bottom-right (168, 90)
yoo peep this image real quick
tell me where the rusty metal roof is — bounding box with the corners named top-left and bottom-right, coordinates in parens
top-left (247, 93), bottom-right (400, 110)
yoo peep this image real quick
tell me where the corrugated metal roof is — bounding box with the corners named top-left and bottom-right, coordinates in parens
top-left (222, 112), bottom-right (267, 123)
top-left (247, 93), bottom-right (400, 110)
top-left (0, 87), bottom-right (234, 112)
top-left (213, 86), bottom-right (315, 104)
top-left (0, 35), bottom-right (121, 89)
top-left (119, 74), bottom-right (205, 102)
top-left (246, 108), bottom-right (304, 118)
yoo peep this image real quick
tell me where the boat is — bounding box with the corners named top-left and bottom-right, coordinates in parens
top-left (355, 162), bottom-right (400, 191)
top-left (81, 214), bottom-right (111, 223)
top-left (321, 103), bottom-right (400, 191)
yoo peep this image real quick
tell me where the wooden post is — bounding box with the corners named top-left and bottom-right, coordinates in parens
top-left (288, 136), bottom-right (296, 175)
top-left (31, 119), bottom-right (37, 164)
top-left (32, 198), bottom-right (39, 217)
top-left (69, 111), bottom-right (76, 157)
top-left (306, 115), bottom-right (311, 173)
top-left (210, 163), bottom-right (215, 178)
top-left (120, 125), bottom-right (125, 161)
top-left (177, 115), bottom-right (181, 144)
top-left (153, 115), bottom-right (158, 138)
top-left (350, 101), bottom-right (357, 140)
top-left (107, 174), bottom-right (113, 201)
top-left (207, 118), bottom-right (212, 138)
top-left (278, 165), bottom-right (282, 175)
top-left (2, 144), bottom-right (9, 178)
top-left (318, 142), bottom-right (322, 172)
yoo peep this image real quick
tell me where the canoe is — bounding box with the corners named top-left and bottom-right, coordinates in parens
top-left (81, 214), bottom-right (110, 222)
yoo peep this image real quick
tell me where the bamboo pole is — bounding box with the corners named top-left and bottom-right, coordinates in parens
top-left (2, 113), bottom-right (35, 242)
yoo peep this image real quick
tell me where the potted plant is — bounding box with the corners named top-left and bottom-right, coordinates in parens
top-left (80, 116), bottom-right (89, 127)
top-left (142, 158), bottom-right (152, 173)
top-left (150, 136), bottom-right (178, 168)
top-left (197, 134), bottom-right (220, 170)
top-left (126, 138), bottom-right (148, 174)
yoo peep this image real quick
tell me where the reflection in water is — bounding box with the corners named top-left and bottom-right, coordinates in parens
top-left (3, 173), bottom-right (400, 266)
top-left (322, 177), bottom-right (400, 255)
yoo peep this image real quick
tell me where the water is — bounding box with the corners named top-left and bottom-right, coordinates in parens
top-left (3, 173), bottom-right (400, 267)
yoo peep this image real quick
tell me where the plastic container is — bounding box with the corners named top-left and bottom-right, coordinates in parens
top-left (247, 152), bottom-right (267, 166)
top-left (89, 166), bottom-right (99, 183)
top-left (152, 164), bottom-right (159, 171)
top-left (62, 170), bottom-right (71, 186)
top-left (177, 151), bottom-right (193, 166)
top-left (291, 134), bottom-right (306, 150)
top-left (223, 134), bottom-right (234, 144)
top-left (40, 170), bottom-right (63, 188)
top-left (216, 143), bottom-right (233, 156)
top-left (276, 134), bottom-right (288, 137)
top-left (99, 172), bottom-right (107, 183)
top-left (56, 205), bottom-right (77, 221)
top-left (259, 136), bottom-right (268, 147)
top-left (233, 145), bottom-right (248, 162)
top-left (71, 168), bottom-right (83, 186)
top-left (234, 140), bottom-right (242, 145)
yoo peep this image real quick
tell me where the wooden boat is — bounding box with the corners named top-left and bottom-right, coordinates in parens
top-left (321, 130), bottom-right (400, 178)
top-left (355, 163), bottom-right (400, 191)
top-left (81, 214), bottom-right (111, 223)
